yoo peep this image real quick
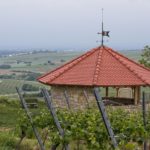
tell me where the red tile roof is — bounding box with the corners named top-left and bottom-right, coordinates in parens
top-left (38, 46), bottom-right (150, 87)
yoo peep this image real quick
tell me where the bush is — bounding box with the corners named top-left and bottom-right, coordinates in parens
top-left (25, 73), bottom-right (41, 81)
top-left (0, 64), bottom-right (11, 69)
top-left (0, 74), bottom-right (16, 79)
top-left (0, 96), bottom-right (9, 104)
top-left (19, 72), bottom-right (42, 81)
top-left (23, 92), bottom-right (43, 98)
top-left (47, 60), bottom-right (55, 65)
top-left (0, 96), bottom-right (19, 107)
top-left (60, 59), bottom-right (66, 62)
top-left (22, 84), bottom-right (39, 91)
top-left (139, 45), bottom-right (150, 68)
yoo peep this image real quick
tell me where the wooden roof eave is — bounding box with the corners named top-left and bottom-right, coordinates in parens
top-left (38, 81), bottom-right (150, 88)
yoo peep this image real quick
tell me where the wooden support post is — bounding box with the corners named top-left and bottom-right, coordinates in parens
top-left (142, 91), bottom-right (147, 150)
top-left (64, 90), bottom-right (71, 110)
top-left (16, 87), bottom-right (45, 150)
top-left (41, 88), bottom-right (70, 150)
top-left (106, 87), bottom-right (109, 97)
top-left (116, 87), bottom-right (119, 97)
top-left (94, 87), bottom-right (118, 149)
top-left (83, 90), bottom-right (90, 108)
top-left (132, 87), bottom-right (134, 99)
top-left (134, 86), bottom-right (141, 105)
top-left (142, 91), bottom-right (146, 127)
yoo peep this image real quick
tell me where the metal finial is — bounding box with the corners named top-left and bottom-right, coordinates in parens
top-left (97, 8), bottom-right (110, 46)
top-left (102, 8), bottom-right (104, 46)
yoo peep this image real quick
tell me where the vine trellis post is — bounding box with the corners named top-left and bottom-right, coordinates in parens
top-left (16, 87), bottom-right (45, 150)
top-left (94, 87), bottom-right (118, 149)
top-left (142, 91), bottom-right (148, 150)
top-left (41, 88), bottom-right (70, 150)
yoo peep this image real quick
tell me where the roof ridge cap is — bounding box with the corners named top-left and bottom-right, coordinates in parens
top-left (106, 48), bottom-right (149, 85)
top-left (41, 47), bottom-right (99, 83)
top-left (93, 46), bottom-right (103, 85)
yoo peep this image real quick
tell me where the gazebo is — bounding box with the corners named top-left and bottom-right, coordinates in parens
top-left (38, 45), bottom-right (150, 108)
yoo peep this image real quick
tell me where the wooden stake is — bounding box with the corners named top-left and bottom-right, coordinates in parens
top-left (94, 87), bottom-right (118, 149)
top-left (106, 87), bottom-right (109, 97)
top-left (83, 90), bottom-right (90, 108)
top-left (16, 87), bottom-right (45, 150)
top-left (134, 86), bottom-right (141, 105)
top-left (64, 90), bottom-right (71, 110)
top-left (41, 88), bottom-right (70, 150)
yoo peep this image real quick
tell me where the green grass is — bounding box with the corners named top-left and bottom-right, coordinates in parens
top-left (0, 97), bottom-right (48, 150)
top-left (0, 97), bottom-right (20, 127)
top-left (0, 96), bottom-right (45, 149)
top-left (0, 131), bottom-right (18, 150)
top-left (0, 105), bottom-right (18, 128)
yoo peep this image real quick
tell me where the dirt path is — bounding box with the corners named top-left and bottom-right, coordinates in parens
top-left (0, 127), bottom-right (12, 132)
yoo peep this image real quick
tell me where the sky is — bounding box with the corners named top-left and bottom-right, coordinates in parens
top-left (0, 0), bottom-right (150, 50)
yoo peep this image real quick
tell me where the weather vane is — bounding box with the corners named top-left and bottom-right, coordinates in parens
top-left (97, 8), bottom-right (110, 46)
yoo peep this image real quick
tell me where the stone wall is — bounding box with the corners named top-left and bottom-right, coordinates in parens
top-left (50, 85), bottom-right (96, 110)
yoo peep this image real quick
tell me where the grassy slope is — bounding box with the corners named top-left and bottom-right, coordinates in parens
top-left (0, 101), bottom-right (19, 128)
top-left (0, 99), bottom-right (42, 150)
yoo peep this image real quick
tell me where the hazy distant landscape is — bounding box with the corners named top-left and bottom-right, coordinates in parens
top-left (0, 48), bottom-right (142, 95)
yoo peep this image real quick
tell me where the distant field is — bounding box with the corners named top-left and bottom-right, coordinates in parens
top-left (0, 79), bottom-right (45, 95)
top-left (0, 49), bottom-right (142, 73)
top-left (0, 70), bottom-right (11, 75)
top-left (120, 50), bottom-right (142, 61)
top-left (0, 51), bottom-right (84, 73)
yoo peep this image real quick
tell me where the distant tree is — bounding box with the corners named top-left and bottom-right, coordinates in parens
top-left (139, 45), bottom-right (150, 68)
top-left (48, 60), bottom-right (52, 64)
top-left (47, 60), bottom-right (55, 65)
top-left (18, 72), bottom-right (41, 81)
top-left (25, 73), bottom-right (42, 81)
top-left (0, 74), bottom-right (16, 79)
top-left (60, 59), bottom-right (65, 62)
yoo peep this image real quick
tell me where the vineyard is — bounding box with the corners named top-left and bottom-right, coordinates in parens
top-left (0, 91), bottom-right (150, 150)
top-left (16, 87), bottom-right (150, 150)
top-left (20, 108), bottom-right (150, 150)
